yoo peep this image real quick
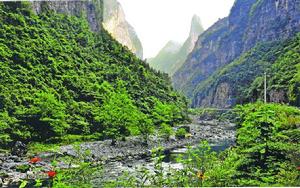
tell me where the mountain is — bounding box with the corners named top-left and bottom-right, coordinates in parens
top-left (149, 15), bottom-right (204, 75)
top-left (31, 0), bottom-right (143, 59)
top-left (103, 0), bottom-right (143, 59)
top-left (148, 41), bottom-right (182, 73)
top-left (0, 1), bottom-right (187, 146)
top-left (173, 0), bottom-right (300, 108)
top-left (31, 0), bottom-right (103, 32)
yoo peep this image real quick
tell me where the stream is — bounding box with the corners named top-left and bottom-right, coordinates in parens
top-left (0, 116), bottom-right (236, 187)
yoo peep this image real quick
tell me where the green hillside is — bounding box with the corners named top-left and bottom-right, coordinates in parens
top-left (0, 2), bottom-right (187, 147)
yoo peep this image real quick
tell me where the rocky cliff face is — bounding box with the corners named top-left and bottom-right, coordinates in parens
top-left (31, 0), bottom-right (103, 32)
top-left (32, 0), bottom-right (143, 59)
top-left (149, 15), bottom-right (204, 75)
top-left (103, 0), bottom-right (143, 59)
top-left (173, 0), bottom-right (300, 108)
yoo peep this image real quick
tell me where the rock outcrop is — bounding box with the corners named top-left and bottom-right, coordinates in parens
top-left (149, 15), bottom-right (204, 75)
top-left (31, 0), bottom-right (103, 32)
top-left (103, 0), bottom-right (143, 59)
top-left (31, 0), bottom-right (143, 59)
top-left (173, 0), bottom-right (300, 107)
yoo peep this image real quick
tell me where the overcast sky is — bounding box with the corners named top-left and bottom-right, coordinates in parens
top-left (118, 0), bottom-right (235, 58)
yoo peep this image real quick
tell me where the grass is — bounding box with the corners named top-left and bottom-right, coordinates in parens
top-left (27, 133), bottom-right (103, 154)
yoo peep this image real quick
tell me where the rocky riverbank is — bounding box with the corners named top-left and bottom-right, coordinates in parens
top-left (0, 118), bottom-right (236, 187)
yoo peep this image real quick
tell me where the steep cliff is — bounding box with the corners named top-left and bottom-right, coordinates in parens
top-left (32, 0), bottom-right (143, 59)
top-left (31, 0), bottom-right (103, 32)
top-left (103, 0), bottom-right (143, 59)
top-left (149, 15), bottom-right (204, 75)
top-left (173, 0), bottom-right (300, 108)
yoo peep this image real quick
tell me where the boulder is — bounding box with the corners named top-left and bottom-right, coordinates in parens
top-left (11, 141), bottom-right (27, 157)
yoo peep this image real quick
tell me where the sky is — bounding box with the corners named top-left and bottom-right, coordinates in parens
top-left (118, 0), bottom-right (235, 58)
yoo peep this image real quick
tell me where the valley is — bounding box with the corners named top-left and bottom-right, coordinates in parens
top-left (0, 0), bottom-right (299, 187)
top-left (0, 114), bottom-right (235, 187)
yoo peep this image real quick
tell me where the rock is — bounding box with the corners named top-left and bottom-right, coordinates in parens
top-left (169, 135), bottom-right (177, 142)
top-left (11, 141), bottom-right (27, 157)
top-left (173, 0), bottom-right (300, 108)
top-left (103, 0), bottom-right (143, 58)
top-left (32, 0), bottom-right (103, 32)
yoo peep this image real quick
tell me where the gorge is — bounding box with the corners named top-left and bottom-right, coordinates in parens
top-left (0, 0), bottom-right (299, 187)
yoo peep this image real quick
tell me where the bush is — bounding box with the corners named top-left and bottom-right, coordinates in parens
top-left (175, 128), bottom-right (187, 139)
top-left (159, 123), bottom-right (173, 141)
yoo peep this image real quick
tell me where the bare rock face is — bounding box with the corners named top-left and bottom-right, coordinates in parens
top-left (173, 0), bottom-right (300, 107)
top-left (31, 0), bottom-right (143, 59)
top-left (269, 90), bottom-right (287, 103)
top-left (31, 0), bottom-right (103, 32)
top-left (103, 0), bottom-right (143, 59)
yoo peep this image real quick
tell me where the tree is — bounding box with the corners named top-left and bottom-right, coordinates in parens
top-left (234, 102), bottom-right (300, 185)
top-left (152, 99), bottom-right (182, 127)
top-left (96, 81), bottom-right (144, 145)
top-left (0, 111), bottom-right (16, 146)
top-left (138, 115), bottom-right (154, 145)
top-left (17, 92), bottom-right (69, 141)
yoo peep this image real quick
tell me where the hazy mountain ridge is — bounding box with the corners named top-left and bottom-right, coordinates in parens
top-left (148, 41), bottom-right (182, 74)
top-left (173, 0), bottom-right (300, 108)
top-left (149, 15), bottom-right (204, 75)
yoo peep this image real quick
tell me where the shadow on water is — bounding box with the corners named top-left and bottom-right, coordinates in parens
top-left (163, 140), bottom-right (234, 163)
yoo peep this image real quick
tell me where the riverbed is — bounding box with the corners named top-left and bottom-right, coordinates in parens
top-left (0, 117), bottom-right (236, 187)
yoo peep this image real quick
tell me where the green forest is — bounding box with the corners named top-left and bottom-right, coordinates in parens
top-left (0, 2), bottom-right (187, 148)
top-left (0, 1), bottom-right (299, 188)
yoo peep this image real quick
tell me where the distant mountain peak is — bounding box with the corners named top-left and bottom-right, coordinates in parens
top-left (190, 14), bottom-right (204, 36)
top-left (148, 15), bottom-right (204, 75)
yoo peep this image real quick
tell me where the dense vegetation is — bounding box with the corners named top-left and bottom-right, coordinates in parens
top-left (192, 33), bottom-right (300, 107)
top-left (107, 102), bottom-right (300, 187)
top-left (0, 2), bottom-right (188, 148)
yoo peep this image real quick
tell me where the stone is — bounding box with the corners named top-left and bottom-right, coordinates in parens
top-left (11, 141), bottom-right (27, 157)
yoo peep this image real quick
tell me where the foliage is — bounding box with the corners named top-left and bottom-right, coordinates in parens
top-left (232, 102), bottom-right (300, 186)
top-left (192, 33), bottom-right (300, 107)
top-left (175, 128), bottom-right (187, 139)
top-left (159, 123), bottom-right (173, 140)
top-left (94, 80), bottom-right (147, 144)
top-left (106, 103), bottom-right (300, 187)
top-left (0, 2), bottom-right (187, 148)
top-left (16, 164), bottom-right (30, 173)
top-left (152, 98), bottom-right (185, 126)
top-left (250, 0), bottom-right (263, 17)
top-left (52, 158), bottom-right (101, 187)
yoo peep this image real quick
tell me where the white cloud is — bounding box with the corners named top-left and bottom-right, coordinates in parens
top-left (118, 0), bottom-right (235, 58)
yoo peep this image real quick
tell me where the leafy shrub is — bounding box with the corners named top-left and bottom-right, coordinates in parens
top-left (175, 128), bottom-right (187, 139)
top-left (159, 123), bottom-right (173, 141)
